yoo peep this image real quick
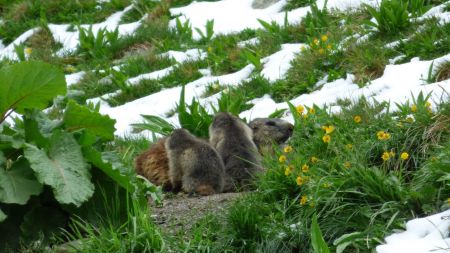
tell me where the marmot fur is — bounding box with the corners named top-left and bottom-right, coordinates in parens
top-left (209, 112), bottom-right (262, 192)
top-left (165, 128), bottom-right (225, 196)
top-left (135, 117), bottom-right (294, 192)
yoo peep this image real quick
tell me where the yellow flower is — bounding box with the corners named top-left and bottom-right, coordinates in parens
top-left (405, 117), bottom-right (414, 123)
top-left (284, 145), bottom-right (293, 153)
top-left (354, 115), bottom-right (361, 123)
top-left (425, 101), bottom-right (431, 108)
top-left (400, 152), bottom-right (409, 160)
top-left (302, 164), bottom-right (309, 173)
top-left (447, 198), bottom-right (450, 206)
top-left (296, 105), bottom-right (305, 114)
top-left (302, 113), bottom-right (309, 119)
top-left (411, 104), bottom-right (417, 113)
top-left (321, 35), bottom-right (328, 42)
top-left (300, 195), bottom-right (308, 205)
top-left (323, 125), bottom-right (335, 134)
top-left (318, 48), bottom-right (325, 55)
top-left (381, 151), bottom-right (390, 161)
top-left (310, 156), bottom-right (318, 163)
top-left (326, 44), bottom-right (332, 50)
top-left (313, 38), bottom-right (319, 45)
top-left (390, 151), bottom-right (395, 157)
top-left (344, 161), bottom-right (351, 169)
top-left (296, 176), bottom-right (304, 186)
top-left (300, 45), bottom-right (306, 52)
top-left (24, 47), bottom-right (32, 55)
top-left (322, 134), bottom-right (331, 143)
top-left (284, 167), bottom-right (291, 176)
top-left (309, 107), bottom-right (315, 114)
top-left (207, 46), bottom-right (213, 53)
top-left (377, 131), bottom-right (391, 140)
top-left (346, 144), bottom-right (353, 149)
top-left (279, 155), bottom-right (287, 163)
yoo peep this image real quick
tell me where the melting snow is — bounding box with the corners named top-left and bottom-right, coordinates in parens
top-left (376, 209), bottom-right (450, 253)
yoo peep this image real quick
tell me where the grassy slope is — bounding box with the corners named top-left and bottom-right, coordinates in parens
top-left (0, 0), bottom-right (449, 252)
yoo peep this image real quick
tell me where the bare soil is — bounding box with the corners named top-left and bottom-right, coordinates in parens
top-left (150, 192), bottom-right (244, 235)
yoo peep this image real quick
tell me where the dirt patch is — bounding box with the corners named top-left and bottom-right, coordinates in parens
top-left (150, 192), bottom-right (244, 235)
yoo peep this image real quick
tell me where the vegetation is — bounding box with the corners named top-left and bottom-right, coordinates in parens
top-left (0, 0), bottom-right (449, 252)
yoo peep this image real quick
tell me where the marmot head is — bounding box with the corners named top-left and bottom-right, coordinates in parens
top-left (209, 112), bottom-right (253, 138)
top-left (249, 118), bottom-right (294, 146)
top-left (166, 128), bottom-right (193, 149)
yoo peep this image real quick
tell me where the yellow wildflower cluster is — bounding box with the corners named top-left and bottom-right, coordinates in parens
top-left (296, 105), bottom-right (305, 114)
top-left (300, 195), bottom-right (308, 205)
top-left (296, 176), bottom-right (304, 186)
top-left (321, 125), bottom-right (335, 143)
top-left (285, 166), bottom-right (292, 176)
top-left (309, 34), bottom-right (333, 55)
top-left (279, 155), bottom-right (287, 163)
top-left (354, 115), bottom-right (361, 123)
top-left (381, 151), bottom-right (391, 161)
top-left (377, 131), bottom-right (391, 140)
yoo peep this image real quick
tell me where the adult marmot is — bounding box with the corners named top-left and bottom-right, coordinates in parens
top-left (165, 128), bottom-right (225, 195)
top-left (209, 112), bottom-right (262, 192)
top-left (249, 118), bottom-right (294, 154)
top-left (134, 117), bottom-right (294, 192)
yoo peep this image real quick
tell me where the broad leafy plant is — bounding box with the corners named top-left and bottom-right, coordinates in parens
top-left (365, 0), bottom-right (410, 35)
top-left (0, 61), bottom-right (154, 250)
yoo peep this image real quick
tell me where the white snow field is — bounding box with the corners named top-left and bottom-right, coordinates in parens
top-left (0, 0), bottom-right (449, 250)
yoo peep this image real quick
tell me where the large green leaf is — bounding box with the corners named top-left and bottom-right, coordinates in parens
top-left (311, 213), bottom-right (330, 253)
top-left (63, 100), bottom-right (115, 140)
top-left (0, 157), bottom-right (43, 205)
top-left (24, 131), bottom-right (94, 207)
top-left (83, 147), bottom-right (135, 192)
top-left (0, 61), bottom-right (66, 122)
top-left (0, 208), bottom-right (6, 222)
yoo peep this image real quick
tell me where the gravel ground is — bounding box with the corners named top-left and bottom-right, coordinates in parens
top-left (150, 192), bottom-right (244, 235)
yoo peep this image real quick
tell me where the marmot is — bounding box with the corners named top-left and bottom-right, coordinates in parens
top-left (135, 137), bottom-right (172, 191)
top-left (165, 128), bottom-right (225, 196)
top-left (249, 118), bottom-right (294, 154)
top-left (134, 117), bottom-right (294, 192)
top-left (209, 112), bottom-right (262, 192)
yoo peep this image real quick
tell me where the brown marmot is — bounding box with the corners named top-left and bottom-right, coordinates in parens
top-left (134, 117), bottom-right (294, 192)
top-left (165, 128), bottom-right (225, 196)
top-left (209, 112), bottom-right (262, 192)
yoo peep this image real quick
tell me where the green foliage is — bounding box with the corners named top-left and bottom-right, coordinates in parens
top-left (177, 85), bottom-right (213, 138)
top-left (365, 0), bottom-right (410, 35)
top-left (175, 17), bottom-right (193, 42)
top-left (0, 61), bottom-right (66, 123)
top-left (195, 19), bottom-right (215, 42)
top-left (311, 213), bottom-right (330, 253)
top-left (132, 115), bottom-right (175, 136)
top-left (77, 26), bottom-right (120, 59)
top-left (303, 0), bottom-right (330, 37)
top-left (395, 22), bottom-right (450, 62)
top-left (0, 61), bottom-right (152, 251)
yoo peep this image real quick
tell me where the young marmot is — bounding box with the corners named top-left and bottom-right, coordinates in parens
top-left (134, 117), bottom-right (294, 192)
top-left (209, 112), bottom-right (262, 192)
top-left (165, 128), bottom-right (225, 196)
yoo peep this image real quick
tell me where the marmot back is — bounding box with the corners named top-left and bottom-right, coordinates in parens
top-left (165, 128), bottom-right (225, 196)
top-left (209, 112), bottom-right (262, 192)
top-left (135, 137), bottom-right (173, 191)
